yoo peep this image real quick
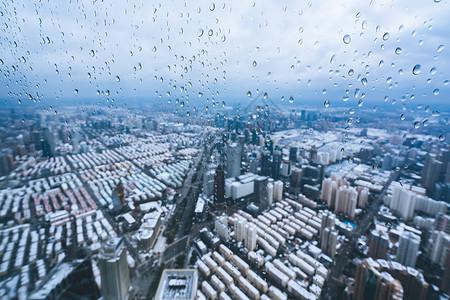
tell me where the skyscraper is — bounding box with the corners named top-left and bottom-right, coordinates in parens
top-left (254, 176), bottom-right (268, 212)
top-left (98, 238), bottom-right (130, 300)
top-left (41, 127), bottom-right (55, 157)
top-left (272, 149), bottom-right (281, 180)
top-left (289, 147), bottom-right (297, 162)
top-left (261, 151), bottom-right (271, 176)
top-left (353, 258), bottom-right (404, 300)
top-left (214, 166), bottom-right (225, 207)
top-left (290, 167), bottom-right (302, 189)
top-left (421, 154), bottom-right (443, 193)
top-left (225, 143), bottom-right (242, 178)
top-left (273, 180), bottom-right (283, 202)
top-left (396, 232), bottom-right (420, 268)
top-left (368, 230), bottom-right (389, 260)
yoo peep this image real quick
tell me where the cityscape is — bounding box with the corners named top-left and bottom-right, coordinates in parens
top-left (0, 103), bottom-right (448, 300)
top-left (0, 0), bottom-right (450, 300)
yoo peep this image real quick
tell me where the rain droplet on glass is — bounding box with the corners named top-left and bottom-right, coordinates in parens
top-left (343, 34), bottom-right (351, 44)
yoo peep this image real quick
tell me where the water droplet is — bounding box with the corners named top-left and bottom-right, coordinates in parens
top-left (348, 69), bottom-right (354, 76)
top-left (152, 46), bottom-right (157, 52)
top-left (358, 99), bottom-right (364, 107)
top-left (252, 61), bottom-right (257, 67)
top-left (105, 90), bottom-right (110, 96)
top-left (289, 96), bottom-right (294, 103)
top-left (198, 28), bottom-right (204, 37)
top-left (324, 100), bottom-right (330, 108)
top-left (330, 54), bottom-right (336, 64)
top-left (208, 29), bottom-right (213, 36)
top-left (414, 121), bottom-right (421, 129)
top-left (362, 21), bottom-right (367, 29)
top-left (379, 60), bottom-right (384, 68)
top-left (180, 101), bottom-right (185, 107)
top-left (349, 108), bottom-right (355, 115)
top-left (247, 91), bottom-right (252, 97)
top-left (74, 89), bottom-right (78, 94)
top-left (433, 89), bottom-right (440, 95)
top-left (437, 45), bottom-right (445, 52)
top-left (115, 76), bottom-right (121, 82)
top-left (439, 134), bottom-right (445, 141)
top-left (343, 34), bottom-right (351, 44)
top-left (412, 64), bottom-right (421, 75)
top-left (395, 47), bottom-right (402, 55)
top-left (430, 67), bottom-right (437, 75)
top-left (222, 101), bottom-right (226, 107)
top-left (209, 3), bottom-right (215, 11)
top-left (423, 119), bottom-right (430, 127)
top-left (343, 96), bottom-right (349, 102)
top-left (382, 32), bottom-right (389, 41)
top-left (361, 78), bottom-right (368, 86)
top-left (432, 110), bottom-right (441, 116)
top-left (187, 111), bottom-right (190, 117)
top-left (221, 35), bottom-right (226, 42)
top-left (89, 50), bottom-right (95, 57)
top-left (198, 92), bottom-right (203, 97)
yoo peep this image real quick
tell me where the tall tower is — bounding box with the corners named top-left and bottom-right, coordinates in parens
top-left (261, 150), bottom-right (272, 176)
top-left (225, 143), bottom-right (242, 178)
top-left (272, 149), bottom-right (281, 180)
top-left (98, 238), bottom-right (130, 300)
top-left (214, 166), bottom-right (225, 207)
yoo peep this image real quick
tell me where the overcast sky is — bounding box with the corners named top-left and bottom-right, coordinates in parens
top-left (0, 0), bottom-right (449, 113)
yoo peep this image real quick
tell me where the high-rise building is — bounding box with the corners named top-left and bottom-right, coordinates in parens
top-left (368, 230), bottom-right (389, 260)
top-left (267, 182), bottom-right (274, 206)
top-left (279, 160), bottom-right (291, 177)
top-left (421, 154), bottom-right (443, 193)
top-left (261, 151), bottom-right (271, 176)
top-left (214, 166), bottom-right (225, 207)
top-left (98, 238), bottom-right (131, 300)
top-left (353, 258), bottom-right (404, 300)
top-left (225, 143), bottom-right (242, 178)
top-left (245, 223), bottom-right (257, 251)
top-left (358, 187), bottom-right (369, 208)
top-left (396, 232), bottom-right (420, 268)
top-left (273, 180), bottom-right (283, 202)
top-left (271, 149), bottom-right (281, 180)
top-left (42, 127), bottom-right (55, 157)
top-left (290, 167), bottom-right (302, 189)
top-left (235, 217), bottom-right (247, 242)
top-left (321, 212), bottom-right (338, 258)
top-left (249, 157), bottom-right (258, 174)
top-left (289, 147), bottom-right (297, 162)
top-left (434, 213), bottom-right (450, 235)
top-left (321, 227), bottom-right (338, 258)
top-left (428, 230), bottom-right (450, 267)
top-left (253, 176), bottom-right (268, 212)
top-left (334, 186), bottom-right (357, 220)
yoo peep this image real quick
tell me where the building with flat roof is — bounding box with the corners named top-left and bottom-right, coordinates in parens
top-left (98, 238), bottom-right (130, 300)
top-left (155, 269), bottom-right (198, 300)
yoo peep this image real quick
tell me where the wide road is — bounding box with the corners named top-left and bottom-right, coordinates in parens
top-left (321, 174), bottom-right (397, 299)
top-left (175, 140), bottom-right (213, 240)
top-left (162, 235), bottom-right (190, 262)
